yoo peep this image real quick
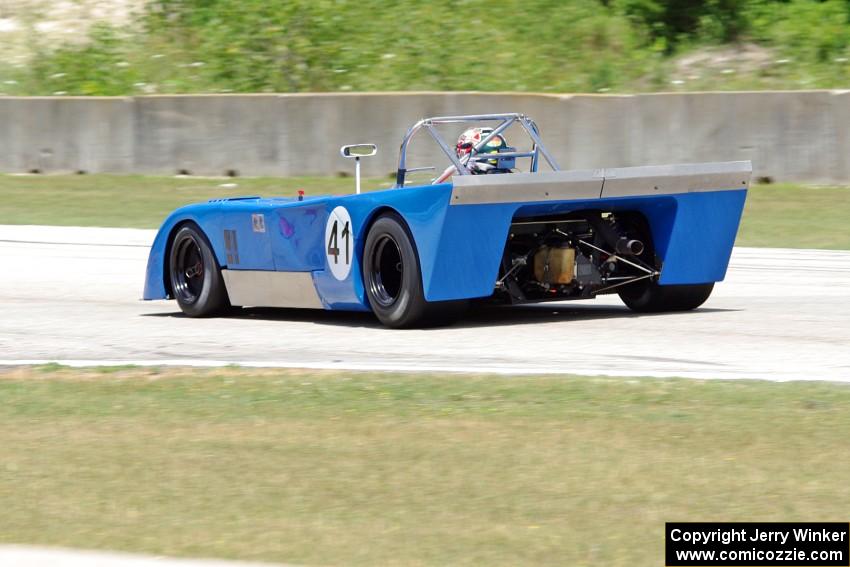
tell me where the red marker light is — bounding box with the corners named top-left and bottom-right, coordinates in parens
top-left (297, 190), bottom-right (304, 201)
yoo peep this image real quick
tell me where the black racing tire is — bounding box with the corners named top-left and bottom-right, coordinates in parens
top-left (618, 281), bottom-right (714, 313)
top-left (168, 224), bottom-right (230, 317)
top-left (363, 213), bottom-right (467, 328)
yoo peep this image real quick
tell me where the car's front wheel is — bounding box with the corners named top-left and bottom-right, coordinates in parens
top-left (363, 213), bottom-right (466, 328)
top-left (168, 224), bottom-right (230, 317)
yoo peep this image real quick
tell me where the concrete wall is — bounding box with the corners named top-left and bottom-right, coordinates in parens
top-left (0, 91), bottom-right (846, 183)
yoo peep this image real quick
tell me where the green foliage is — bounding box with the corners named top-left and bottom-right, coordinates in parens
top-left (617, 0), bottom-right (749, 49)
top-left (748, 0), bottom-right (850, 59)
top-left (0, 0), bottom-right (659, 94)
top-left (26, 24), bottom-right (140, 96)
top-left (2, 0), bottom-right (850, 94)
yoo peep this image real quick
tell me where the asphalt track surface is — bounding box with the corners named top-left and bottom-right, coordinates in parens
top-left (1, 225), bottom-right (849, 381)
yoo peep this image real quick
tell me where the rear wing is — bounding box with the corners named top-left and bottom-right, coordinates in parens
top-left (449, 161), bottom-right (752, 205)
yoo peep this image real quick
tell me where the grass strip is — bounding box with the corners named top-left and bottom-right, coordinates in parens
top-left (1, 366), bottom-right (849, 566)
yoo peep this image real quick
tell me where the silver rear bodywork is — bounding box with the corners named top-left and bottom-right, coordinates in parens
top-left (450, 161), bottom-right (752, 205)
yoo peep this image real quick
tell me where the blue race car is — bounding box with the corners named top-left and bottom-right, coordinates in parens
top-left (143, 113), bottom-right (750, 328)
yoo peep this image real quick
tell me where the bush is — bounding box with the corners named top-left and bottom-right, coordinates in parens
top-left (2, 0), bottom-right (850, 95)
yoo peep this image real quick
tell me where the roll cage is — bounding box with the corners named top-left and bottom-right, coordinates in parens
top-left (393, 113), bottom-right (562, 188)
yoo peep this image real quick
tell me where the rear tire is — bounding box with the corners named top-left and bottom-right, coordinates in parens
top-left (169, 224), bottom-right (230, 317)
top-left (363, 213), bottom-right (467, 328)
top-left (618, 281), bottom-right (714, 313)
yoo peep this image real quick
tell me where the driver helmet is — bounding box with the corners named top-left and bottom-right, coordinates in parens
top-left (455, 127), bottom-right (508, 172)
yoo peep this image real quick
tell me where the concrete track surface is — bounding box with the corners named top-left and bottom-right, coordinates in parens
top-left (1, 225), bottom-right (849, 381)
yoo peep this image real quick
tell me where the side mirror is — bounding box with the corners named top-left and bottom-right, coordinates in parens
top-left (340, 144), bottom-right (377, 158)
top-left (340, 144), bottom-right (377, 194)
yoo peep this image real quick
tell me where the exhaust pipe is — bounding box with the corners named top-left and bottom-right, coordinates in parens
top-left (615, 238), bottom-right (644, 256)
top-left (585, 213), bottom-right (646, 257)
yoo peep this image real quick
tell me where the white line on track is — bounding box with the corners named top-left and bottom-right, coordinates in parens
top-left (0, 545), bottom-right (299, 567)
top-left (0, 358), bottom-right (842, 382)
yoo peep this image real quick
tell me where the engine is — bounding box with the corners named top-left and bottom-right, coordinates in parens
top-left (493, 212), bottom-right (658, 303)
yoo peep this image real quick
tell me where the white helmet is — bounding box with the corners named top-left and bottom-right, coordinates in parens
top-left (455, 127), bottom-right (508, 157)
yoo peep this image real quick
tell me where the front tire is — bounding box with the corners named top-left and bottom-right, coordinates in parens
top-left (363, 213), bottom-right (466, 328)
top-left (618, 281), bottom-right (714, 313)
top-left (168, 224), bottom-right (230, 317)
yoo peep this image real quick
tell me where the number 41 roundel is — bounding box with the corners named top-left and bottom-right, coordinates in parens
top-left (325, 206), bottom-right (353, 281)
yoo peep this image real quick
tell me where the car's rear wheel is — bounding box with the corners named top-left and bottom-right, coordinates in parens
top-left (363, 213), bottom-right (466, 328)
top-left (169, 224), bottom-right (230, 317)
top-left (618, 281), bottom-right (714, 313)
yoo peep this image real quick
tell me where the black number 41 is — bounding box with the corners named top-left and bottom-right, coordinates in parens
top-left (327, 220), bottom-right (350, 265)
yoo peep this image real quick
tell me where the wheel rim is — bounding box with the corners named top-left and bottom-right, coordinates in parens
top-left (369, 234), bottom-right (404, 307)
top-left (173, 234), bottom-right (205, 304)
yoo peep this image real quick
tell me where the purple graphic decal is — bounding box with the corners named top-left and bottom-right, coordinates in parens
top-left (279, 216), bottom-right (295, 239)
